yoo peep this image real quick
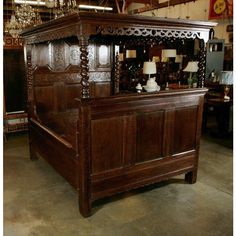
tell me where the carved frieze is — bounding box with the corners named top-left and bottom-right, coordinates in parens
top-left (49, 40), bottom-right (70, 71)
top-left (23, 25), bottom-right (78, 44)
top-left (89, 72), bottom-right (111, 82)
top-left (96, 26), bottom-right (202, 40)
top-left (4, 36), bottom-right (24, 49)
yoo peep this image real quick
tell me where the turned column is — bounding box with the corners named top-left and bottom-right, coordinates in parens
top-left (79, 36), bottom-right (90, 98)
top-left (198, 39), bottom-right (206, 88)
top-left (114, 52), bottom-right (120, 94)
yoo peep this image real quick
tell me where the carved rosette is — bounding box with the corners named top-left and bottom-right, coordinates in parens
top-left (79, 36), bottom-right (90, 98)
top-left (114, 52), bottom-right (120, 94)
top-left (198, 39), bottom-right (206, 88)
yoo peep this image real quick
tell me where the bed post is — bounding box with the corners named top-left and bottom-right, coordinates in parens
top-left (114, 52), bottom-right (120, 94)
top-left (79, 36), bottom-right (90, 98)
top-left (24, 44), bottom-right (38, 160)
top-left (77, 99), bottom-right (92, 217)
top-left (77, 34), bottom-right (92, 217)
top-left (198, 39), bottom-right (206, 88)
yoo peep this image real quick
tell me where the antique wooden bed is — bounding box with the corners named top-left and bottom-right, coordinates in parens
top-left (21, 12), bottom-right (216, 217)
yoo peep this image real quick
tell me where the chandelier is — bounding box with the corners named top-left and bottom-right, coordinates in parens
top-left (5, 1), bottom-right (42, 38)
top-left (5, 0), bottom-right (113, 38)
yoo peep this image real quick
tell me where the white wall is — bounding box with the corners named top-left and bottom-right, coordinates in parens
top-left (128, 0), bottom-right (233, 44)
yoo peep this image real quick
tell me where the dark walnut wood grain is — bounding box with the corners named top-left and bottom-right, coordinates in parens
top-left (20, 12), bottom-right (212, 217)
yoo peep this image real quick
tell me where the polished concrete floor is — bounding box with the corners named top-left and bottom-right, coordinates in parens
top-left (4, 132), bottom-right (233, 236)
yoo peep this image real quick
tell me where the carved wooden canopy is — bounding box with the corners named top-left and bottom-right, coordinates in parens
top-left (20, 12), bottom-right (217, 44)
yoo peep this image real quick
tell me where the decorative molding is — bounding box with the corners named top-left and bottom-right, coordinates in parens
top-left (96, 26), bottom-right (202, 39)
top-left (26, 47), bottom-right (34, 102)
top-left (23, 25), bottom-right (78, 44)
top-left (89, 72), bottom-right (111, 82)
top-left (4, 36), bottom-right (24, 49)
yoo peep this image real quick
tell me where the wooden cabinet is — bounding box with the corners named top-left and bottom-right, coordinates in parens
top-left (3, 36), bottom-right (28, 134)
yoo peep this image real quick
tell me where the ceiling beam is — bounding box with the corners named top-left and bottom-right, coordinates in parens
top-left (128, 0), bottom-right (197, 14)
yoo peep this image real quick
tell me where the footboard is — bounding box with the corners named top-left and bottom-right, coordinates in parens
top-left (77, 88), bottom-right (207, 217)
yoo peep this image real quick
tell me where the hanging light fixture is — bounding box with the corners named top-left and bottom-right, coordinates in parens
top-left (5, 0), bottom-right (22, 38)
top-left (5, 0), bottom-right (43, 38)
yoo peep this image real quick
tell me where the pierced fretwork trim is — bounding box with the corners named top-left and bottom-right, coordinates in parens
top-left (96, 26), bottom-right (202, 39)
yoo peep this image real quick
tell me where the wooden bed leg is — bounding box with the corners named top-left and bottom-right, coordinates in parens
top-left (29, 146), bottom-right (38, 161)
top-left (185, 170), bottom-right (197, 184)
top-left (79, 194), bottom-right (92, 217)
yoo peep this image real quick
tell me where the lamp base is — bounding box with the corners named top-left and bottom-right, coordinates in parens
top-left (187, 77), bottom-right (193, 88)
top-left (224, 95), bottom-right (230, 100)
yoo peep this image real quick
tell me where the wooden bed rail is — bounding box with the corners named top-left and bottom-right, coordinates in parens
top-left (30, 118), bottom-right (73, 149)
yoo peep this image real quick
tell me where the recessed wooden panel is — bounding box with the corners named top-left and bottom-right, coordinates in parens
top-left (91, 116), bottom-right (123, 174)
top-left (94, 82), bottom-right (111, 97)
top-left (34, 86), bottom-right (54, 113)
top-left (136, 111), bottom-right (164, 163)
top-left (173, 106), bottom-right (198, 154)
top-left (91, 115), bottom-right (136, 174)
top-left (66, 84), bottom-right (82, 109)
top-left (32, 44), bottom-right (49, 68)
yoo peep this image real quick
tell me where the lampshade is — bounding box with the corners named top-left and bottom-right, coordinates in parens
top-left (219, 71), bottom-right (233, 85)
top-left (126, 50), bottom-right (136, 58)
top-left (152, 56), bottom-right (160, 63)
top-left (183, 61), bottom-right (199, 72)
top-left (143, 61), bottom-right (157, 74)
top-left (162, 49), bottom-right (177, 58)
top-left (175, 55), bottom-right (183, 63)
top-left (118, 53), bottom-right (124, 62)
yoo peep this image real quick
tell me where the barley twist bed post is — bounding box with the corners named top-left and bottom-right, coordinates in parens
top-left (79, 35), bottom-right (90, 98)
top-left (77, 34), bottom-right (92, 217)
top-left (198, 39), bottom-right (207, 88)
top-left (114, 52), bottom-right (120, 94)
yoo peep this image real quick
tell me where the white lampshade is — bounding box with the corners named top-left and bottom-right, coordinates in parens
top-left (143, 61), bottom-right (157, 74)
top-left (126, 50), bottom-right (136, 58)
top-left (183, 61), bottom-right (199, 72)
top-left (162, 49), bottom-right (177, 58)
top-left (219, 71), bottom-right (233, 85)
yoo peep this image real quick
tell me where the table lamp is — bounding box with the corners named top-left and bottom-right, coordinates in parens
top-left (126, 50), bottom-right (136, 59)
top-left (161, 49), bottom-right (177, 60)
top-left (219, 71), bottom-right (233, 100)
top-left (183, 61), bottom-right (199, 88)
top-left (143, 61), bottom-right (157, 79)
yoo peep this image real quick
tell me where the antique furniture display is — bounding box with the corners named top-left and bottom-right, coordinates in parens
top-left (21, 12), bottom-right (216, 217)
top-left (4, 36), bottom-right (28, 135)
